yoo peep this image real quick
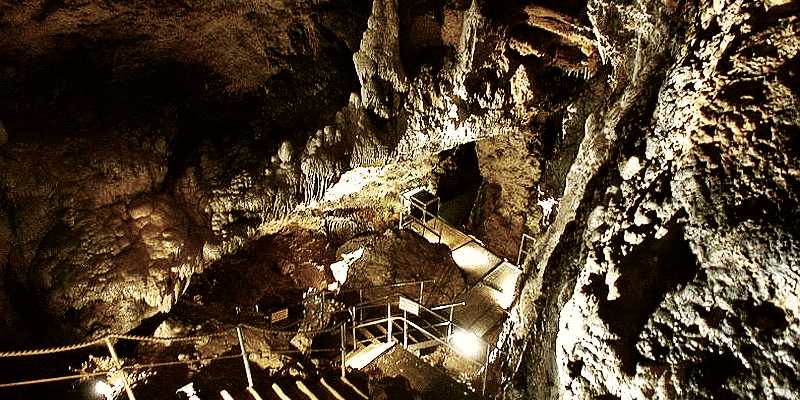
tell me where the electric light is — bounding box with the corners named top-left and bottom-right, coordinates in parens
top-left (450, 328), bottom-right (482, 359)
top-left (95, 380), bottom-right (114, 399)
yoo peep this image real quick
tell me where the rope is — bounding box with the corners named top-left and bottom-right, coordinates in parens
top-left (0, 338), bottom-right (105, 358)
top-left (240, 321), bottom-right (345, 335)
top-left (0, 370), bottom-right (109, 388)
top-left (112, 329), bottom-right (234, 344)
top-left (121, 354), bottom-right (243, 371)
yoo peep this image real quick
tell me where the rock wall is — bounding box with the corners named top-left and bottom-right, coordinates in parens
top-left (499, 0), bottom-right (800, 398)
top-left (0, 0), bottom-right (544, 343)
top-left (1, 1), bottom-right (796, 398)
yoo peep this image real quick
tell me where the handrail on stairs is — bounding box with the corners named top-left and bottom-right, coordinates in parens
top-left (348, 295), bottom-right (497, 397)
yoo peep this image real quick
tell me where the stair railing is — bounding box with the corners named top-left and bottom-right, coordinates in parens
top-left (347, 294), bottom-right (503, 397)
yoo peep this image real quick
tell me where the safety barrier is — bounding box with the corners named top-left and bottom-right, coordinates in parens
top-left (347, 294), bottom-right (502, 397)
top-left (0, 279), bottom-right (440, 398)
top-left (0, 322), bottom-right (352, 399)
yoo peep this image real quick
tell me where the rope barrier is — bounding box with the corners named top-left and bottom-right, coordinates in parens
top-left (112, 329), bottom-right (234, 344)
top-left (0, 282), bottom-right (440, 392)
top-left (0, 338), bottom-right (106, 358)
top-left (0, 370), bottom-right (109, 389)
top-left (121, 354), bottom-right (243, 372)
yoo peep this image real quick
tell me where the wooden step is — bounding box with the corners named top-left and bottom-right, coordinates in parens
top-left (407, 338), bottom-right (442, 353)
top-left (345, 339), bottom-right (397, 369)
top-left (247, 387), bottom-right (266, 400)
top-left (319, 377), bottom-right (347, 400)
top-left (391, 320), bottom-right (422, 344)
top-left (220, 390), bottom-right (236, 400)
top-left (296, 381), bottom-right (320, 400)
top-left (272, 382), bottom-right (293, 400)
top-left (321, 374), bottom-right (369, 400)
top-left (340, 376), bottom-right (369, 400)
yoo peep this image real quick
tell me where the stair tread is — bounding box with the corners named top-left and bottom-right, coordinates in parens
top-left (345, 339), bottom-right (397, 369)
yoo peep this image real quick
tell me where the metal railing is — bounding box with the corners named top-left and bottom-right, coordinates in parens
top-left (0, 279), bottom-right (444, 398)
top-left (399, 189), bottom-right (442, 244)
top-left (347, 294), bottom-right (502, 397)
top-left (0, 322), bottom-right (348, 398)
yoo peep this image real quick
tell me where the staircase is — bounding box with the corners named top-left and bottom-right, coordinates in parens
top-left (215, 373), bottom-right (369, 400)
top-left (345, 313), bottom-right (448, 371)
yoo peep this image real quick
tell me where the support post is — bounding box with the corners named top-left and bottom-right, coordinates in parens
top-left (352, 306), bottom-right (357, 351)
top-left (104, 337), bottom-right (137, 400)
top-left (320, 291), bottom-right (325, 320)
top-left (340, 324), bottom-right (346, 378)
top-left (399, 193), bottom-right (405, 230)
top-left (448, 307), bottom-right (454, 337)
top-left (403, 310), bottom-right (408, 349)
top-left (419, 281), bottom-right (424, 303)
top-left (358, 290), bottom-right (363, 321)
top-left (236, 326), bottom-right (254, 388)
top-left (482, 342), bottom-right (490, 397)
top-left (387, 303), bottom-right (392, 343)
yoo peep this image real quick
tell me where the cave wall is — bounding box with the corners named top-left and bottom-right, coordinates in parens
top-left (0, 0), bottom-right (554, 343)
top-left (499, 0), bottom-right (800, 398)
top-left (0, 0), bottom-right (797, 398)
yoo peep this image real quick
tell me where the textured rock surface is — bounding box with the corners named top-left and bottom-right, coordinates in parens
top-left (1, 0), bottom-right (798, 398)
top-left (0, 0), bottom-right (546, 342)
top-left (497, 0), bottom-right (800, 399)
top-left (353, 0), bottom-right (409, 118)
top-left (337, 228), bottom-right (467, 303)
top-left (470, 131), bottom-right (541, 260)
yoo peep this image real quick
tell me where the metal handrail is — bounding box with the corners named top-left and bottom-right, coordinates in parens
top-left (351, 297), bottom-right (492, 363)
top-left (343, 279), bottom-right (435, 292)
top-left (430, 301), bottom-right (466, 311)
top-left (351, 314), bottom-right (484, 369)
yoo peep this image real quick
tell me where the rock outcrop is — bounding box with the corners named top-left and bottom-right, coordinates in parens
top-left (497, 0), bottom-right (800, 399)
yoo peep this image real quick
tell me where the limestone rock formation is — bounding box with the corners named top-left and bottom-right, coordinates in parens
top-left (353, 0), bottom-right (409, 118)
top-left (336, 229), bottom-right (467, 303)
top-left (0, 0), bottom-right (798, 399)
top-left (496, 0), bottom-right (800, 399)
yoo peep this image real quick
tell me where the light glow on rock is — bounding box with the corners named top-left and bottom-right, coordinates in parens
top-left (322, 167), bottom-right (379, 202)
top-left (330, 247), bottom-right (365, 285)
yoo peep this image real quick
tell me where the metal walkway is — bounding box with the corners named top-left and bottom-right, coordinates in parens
top-left (406, 218), bottom-right (522, 342)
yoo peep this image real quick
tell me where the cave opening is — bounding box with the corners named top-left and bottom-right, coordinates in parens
top-left (435, 142), bottom-right (483, 227)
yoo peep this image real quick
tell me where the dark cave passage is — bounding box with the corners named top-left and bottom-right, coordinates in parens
top-left (436, 142), bottom-right (483, 227)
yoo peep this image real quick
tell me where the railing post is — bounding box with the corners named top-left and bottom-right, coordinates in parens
top-left (340, 324), bottom-right (346, 378)
top-left (358, 290), bottom-right (363, 321)
top-left (236, 326), bottom-right (254, 388)
top-left (419, 281), bottom-right (424, 303)
top-left (482, 342), bottom-right (490, 397)
top-left (104, 337), bottom-right (137, 400)
top-left (320, 291), bottom-right (325, 320)
top-left (399, 195), bottom-right (405, 230)
top-left (403, 310), bottom-right (408, 349)
top-left (448, 306), bottom-right (454, 338)
top-left (352, 306), bottom-right (357, 351)
top-left (387, 303), bottom-right (393, 343)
